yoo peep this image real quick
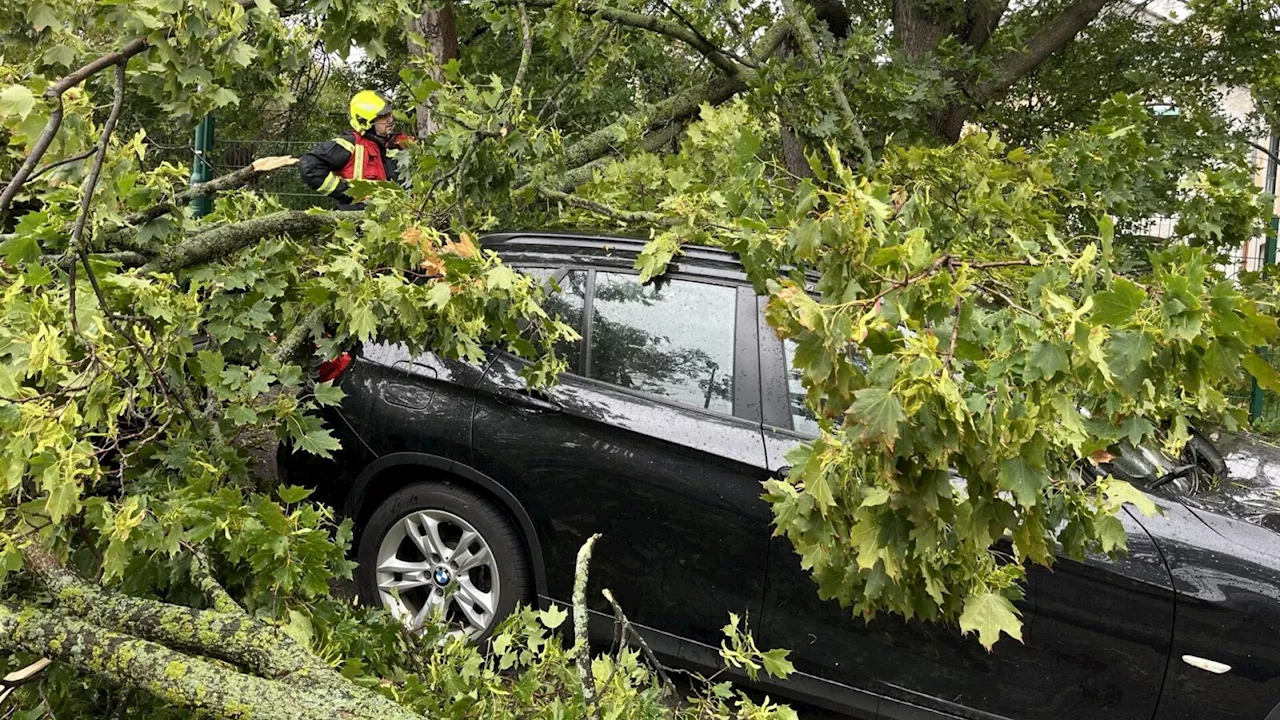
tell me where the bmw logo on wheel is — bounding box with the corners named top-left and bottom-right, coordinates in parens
top-left (433, 566), bottom-right (452, 587)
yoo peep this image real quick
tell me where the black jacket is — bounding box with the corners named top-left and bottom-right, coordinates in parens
top-left (298, 131), bottom-right (403, 210)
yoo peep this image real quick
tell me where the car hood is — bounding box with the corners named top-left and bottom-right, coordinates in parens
top-left (1177, 431), bottom-right (1280, 558)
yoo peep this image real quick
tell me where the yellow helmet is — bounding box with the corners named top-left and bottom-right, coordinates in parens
top-left (349, 90), bottom-right (391, 132)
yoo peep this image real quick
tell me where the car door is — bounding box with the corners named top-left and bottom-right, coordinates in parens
top-left (756, 318), bottom-right (1175, 720)
top-left (471, 266), bottom-right (774, 649)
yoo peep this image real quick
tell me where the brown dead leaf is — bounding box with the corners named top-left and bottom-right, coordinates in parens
top-left (442, 235), bottom-right (479, 258)
top-left (400, 227), bottom-right (423, 245)
top-left (250, 156), bottom-right (299, 172)
top-left (1089, 449), bottom-right (1116, 465)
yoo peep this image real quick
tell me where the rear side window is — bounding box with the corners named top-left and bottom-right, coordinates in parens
top-left (587, 272), bottom-right (735, 413)
top-left (783, 338), bottom-right (820, 436)
top-left (540, 270), bottom-right (586, 366)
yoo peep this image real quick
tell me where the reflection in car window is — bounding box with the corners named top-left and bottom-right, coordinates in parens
top-left (784, 338), bottom-right (820, 436)
top-left (533, 269), bottom-right (586, 366)
top-left (588, 273), bottom-right (735, 413)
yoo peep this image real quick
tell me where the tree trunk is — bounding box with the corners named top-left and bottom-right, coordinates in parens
top-left (407, 2), bottom-right (459, 138)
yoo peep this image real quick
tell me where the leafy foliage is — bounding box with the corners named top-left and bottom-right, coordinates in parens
top-left (2, 0), bottom-right (1280, 716)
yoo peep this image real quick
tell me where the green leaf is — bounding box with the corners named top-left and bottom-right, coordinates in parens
top-left (278, 485), bottom-right (314, 504)
top-left (958, 591), bottom-right (1023, 650)
top-left (998, 456), bottom-right (1047, 507)
top-left (426, 282), bottom-right (452, 310)
top-left (41, 45), bottom-right (77, 68)
top-left (1102, 479), bottom-right (1157, 516)
top-left (297, 429), bottom-right (341, 458)
top-left (1024, 342), bottom-right (1069, 382)
top-left (0, 234), bottom-right (40, 264)
top-left (225, 405), bottom-right (257, 426)
top-left (1243, 353), bottom-right (1280, 392)
top-left (1091, 277), bottom-right (1147, 325)
top-left (759, 648), bottom-right (794, 679)
top-left (313, 381), bottom-right (346, 406)
top-left (26, 4), bottom-right (58, 32)
top-left (847, 388), bottom-right (906, 448)
top-left (1096, 514), bottom-right (1127, 554)
top-left (538, 603), bottom-right (568, 629)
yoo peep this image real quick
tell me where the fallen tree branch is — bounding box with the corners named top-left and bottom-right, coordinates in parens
top-left (138, 210), bottom-right (336, 275)
top-left (11, 544), bottom-right (422, 720)
top-left (39, 251), bottom-right (149, 269)
top-left (601, 588), bottom-right (675, 698)
top-left (536, 186), bottom-right (673, 225)
top-left (106, 157), bottom-right (299, 250)
top-left (272, 307), bottom-right (328, 364)
top-left (187, 547), bottom-right (241, 615)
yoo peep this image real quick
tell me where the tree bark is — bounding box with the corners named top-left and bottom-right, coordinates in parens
top-left (407, 2), bottom-right (460, 138)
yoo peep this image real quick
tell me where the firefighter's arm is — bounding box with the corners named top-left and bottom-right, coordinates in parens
top-left (298, 140), bottom-right (353, 201)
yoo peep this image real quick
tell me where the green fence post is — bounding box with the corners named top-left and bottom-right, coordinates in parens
top-left (190, 115), bottom-right (215, 218)
top-left (1250, 214), bottom-right (1279, 423)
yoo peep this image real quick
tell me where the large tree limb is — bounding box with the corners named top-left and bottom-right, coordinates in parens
top-left (107, 157), bottom-right (299, 250)
top-left (511, 0), bottom-right (750, 79)
top-left (973, 0), bottom-right (1115, 104)
top-left (138, 210), bottom-right (337, 275)
top-left (534, 19), bottom-right (790, 190)
top-left (0, 602), bottom-right (420, 720)
top-left (14, 544), bottom-right (421, 720)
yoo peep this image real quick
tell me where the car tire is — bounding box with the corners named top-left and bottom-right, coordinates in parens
top-left (357, 481), bottom-right (531, 640)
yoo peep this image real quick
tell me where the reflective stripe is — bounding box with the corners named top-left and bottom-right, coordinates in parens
top-left (333, 137), bottom-right (355, 153)
top-left (352, 143), bottom-right (365, 181)
top-left (317, 173), bottom-right (340, 195)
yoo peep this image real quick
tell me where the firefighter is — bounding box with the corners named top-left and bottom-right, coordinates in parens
top-left (299, 90), bottom-right (412, 210)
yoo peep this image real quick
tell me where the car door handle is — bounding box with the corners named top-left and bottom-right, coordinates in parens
top-left (495, 387), bottom-right (562, 414)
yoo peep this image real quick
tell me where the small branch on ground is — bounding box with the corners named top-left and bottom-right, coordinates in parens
top-left (601, 588), bottom-right (675, 698)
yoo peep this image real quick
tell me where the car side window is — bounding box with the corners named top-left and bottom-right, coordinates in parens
top-left (783, 338), bottom-right (820, 436)
top-left (587, 272), bottom-right (735, 413)
top-left (520, 267), bottom-right (586, 367)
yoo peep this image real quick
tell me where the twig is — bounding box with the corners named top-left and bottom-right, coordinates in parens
top-left (28, 150), bottom-right (96, 183)
top-left (977, 282), bottom-right (1042, 320)
top-left (573, 534), bottom-right (602, 719)
top-left (601, 588), bottom-right (675, 698)
top-left (942, 297), bottom-right (963, 372)
top-left (0, 101), bottom-right (65, 223)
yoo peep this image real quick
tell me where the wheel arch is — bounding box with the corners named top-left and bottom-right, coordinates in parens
top-left (347, 452), bottom-right (548, 602)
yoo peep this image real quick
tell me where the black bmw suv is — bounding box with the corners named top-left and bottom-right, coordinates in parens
top-left (283, 231), bottom-right (1280, 720)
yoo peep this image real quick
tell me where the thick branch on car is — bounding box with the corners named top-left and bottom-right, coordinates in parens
top-left (138, 210), bottom-right (337, 274)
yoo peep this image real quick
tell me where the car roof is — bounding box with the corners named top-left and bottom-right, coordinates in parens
top-left (480, 231), bottom-right (750, 284)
